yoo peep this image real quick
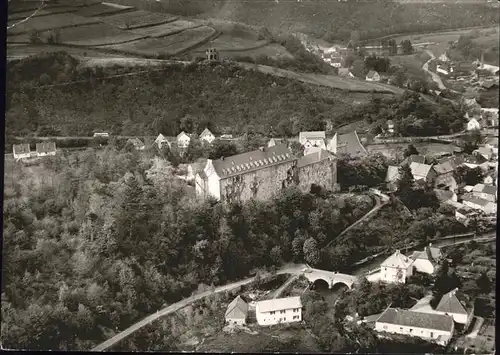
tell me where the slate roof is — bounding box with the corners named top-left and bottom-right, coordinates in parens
top-left (13, 143), bottom-right (30, 155)
top-left (225, 295), bottom-right (248, 319)
top-left (335, 131), bottom-right (367, 157)
top-left (410, 162), bottom-right (433, 180)
top-left (211, 144), bottom-right (296, 178)
top-left (385, 165), bottom-right (400, 183)
top-left (381, 250), bottom-right (414, 269)
top-left (256, 296), bottom-right (302, 313)
top-left (297, 149), bottom-right (333, 168)
top-left (36, 142), bottom-right (56, 154)
top-left (438, 155), bottom-right (464, 169)
top-left (472, 183), bottom-right (497, 196)
top-left (433, 161), bottom-right (455, 175)
top-left (402, 155), bottom-right (426, 165)
top-left (435, 289), bottom-right (468, 315)
top-left (377, 308), bottom-right (454, 332)
top-left (417, 244), bottom-right (442, 261)
top-left (299, 131), bottom-right (326, 144)
top-left (366, 70), bottom-right (379, 79)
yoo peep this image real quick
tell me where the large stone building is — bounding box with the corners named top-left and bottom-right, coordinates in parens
top-left (195, 144), bottom-right (337, 203)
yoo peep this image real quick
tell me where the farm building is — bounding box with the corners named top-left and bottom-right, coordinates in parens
top-left (298, 131), bottom-right (326, 150)
top-left (199, 128), bottom-right (216, 144)
top-left (327, 131), bottom-right (367, 158)
top-left (177, 131), bottom-right (191, 148)
top-left (13, 143), bottom-right (31, 160)
top-left (410, 243), bottom-right (443, 275)
top-left (365, 70), bottom-right (381, 82)
top-left (380, 250), bottom-right (415, 284)
top-left (375, 308), bottom-right (454, 346)
top-left (255, 296), bottom-right (302, 326)
top-left (225, 295), bottom-right (248, 326)
top-left (35, 142), bottom-right (56, 157)
top-left (154, 133), bottom-right (172, 150)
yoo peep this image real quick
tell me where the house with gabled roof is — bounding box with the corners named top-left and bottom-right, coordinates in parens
top-left (471, 183), bottom-right (496, 202)
top-left (365, 70), bottom-right (381, 82)
top-left (176, 131), bottom-right (191, 148)
top-left (410, 243), bottom-right (443, 275)
top-left (327, 131), bottom-right (367, 158)
top-left (154, 133), bottom-right (172, 150)
top-left (298, 131), bottom-right (326, 150)
top-left (199, 128), bottom-right (216, 144)
top-left (36, 142), bottom-right (56, 157)
top-left (255, 296), bottom-right (302, 326)
top-left (375, 308), bottom-right (454, 346)
top-left (461, 194), bottom-right (497, 215)
top-left (435, 289), bottom-right (473, 326)
top-left (385, 165), bottom-right (401, 191)
top-left (380, 250), bottom-right (415, 284)
top-left (433, 160), bottom-right (458, 191)
top-left (225, 295), bottom-right (248, 325)
top-left (267, 138), bottom-right (285, 148)
top-left (434, 189), bottom-right (458, 204)
top-left (401, 154), bottom-right (425, 166)
top-left (473, 146), bottom-right (494, 161)
top-left (467, 117), bottom-right (481, 131)
top-left (410, 162), bottom-right (436, 184)
top-left (13, 143), bottom-right (31, 160)
top-left (338, 68), bottom-right (354, 78)
top-left (463, 154), bottom-right (489, 170)
top-left (455, 206), bottom-right (480, 225)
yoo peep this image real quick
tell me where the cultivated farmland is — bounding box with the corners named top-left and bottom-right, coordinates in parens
top-left (97, 10), bottom-right (178, 30)
top-left (54, 23), bottom-right (145, 46)
top-left (103, 26), bottom-right (216, 56)
top-left (7, 13), bottom-right (99, 35)
top-left (129, 20), bottom-right (200, 38)
top-left (8, 9), bottom-right (51, 21)
top-left (74, 3), bottom-right (133, 17)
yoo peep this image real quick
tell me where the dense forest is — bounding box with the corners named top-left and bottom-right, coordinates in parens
top-left (2, 146), bottom-right (377, 350)
top-left (5, 52), bottom-right (361, 141)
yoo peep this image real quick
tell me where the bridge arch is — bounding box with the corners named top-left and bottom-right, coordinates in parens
top-left (311, 278), bottom-right (330, 290)
top-left (330, 281), bottom-right (350, 291)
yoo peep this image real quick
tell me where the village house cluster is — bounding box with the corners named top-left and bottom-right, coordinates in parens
top-left (12, 142), bottom-right (57, 161)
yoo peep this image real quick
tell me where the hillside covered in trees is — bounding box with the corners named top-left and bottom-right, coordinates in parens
top-left (111, 0), bottom-right (499, 43)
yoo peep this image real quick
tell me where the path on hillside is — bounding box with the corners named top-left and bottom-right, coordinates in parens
top-left (422, 49), bottom-right (447, 91)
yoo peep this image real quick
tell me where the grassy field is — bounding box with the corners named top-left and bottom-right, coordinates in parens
top-left (102, 26), bottom-right (216, 56)
top-left (390, 52), bottom-right (431, 71)
top-left (6, 44), bottom-right (128, 59)
top-left (213, 44), bottom-right (294, 60)
top-left (129, 20), bottom-right (200, 38)
top-left (73, 2), bottom-right (133, 17)
top-left (56, 23), bottom-right (145, 46)
top-left (7, 13), bottom-right (99, 35)
top-left (97, 9), bottom-right (178, 30)
top-left (196, 35), bottom-right (268, 51)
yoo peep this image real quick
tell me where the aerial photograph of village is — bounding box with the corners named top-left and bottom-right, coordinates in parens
top-left (1, 0), bottom-right (498, 353)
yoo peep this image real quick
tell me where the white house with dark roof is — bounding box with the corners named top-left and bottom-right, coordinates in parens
top-left (176, 131), bottom-right (191, 148)
top-left (365, 70), bottom-right (381, 82)
top-left (380, 250), bottom-right (415, 284)
top-left (434, 289), bottom-right (474, 326)
top-left (255, 296), bottom-right (302, 326)
top-left (462, 194), bottom-right (497, 214)
top-left (410, 243), bottom-right (443, 275)
top-left (13, 143), bottom-right (31, 160)
top-left (225, 295), bottom-right (248, 325)
top-left (299, 131), bottom-right (326, 150)
top-left (199, 128), bottom-right (216, 144)
top-left (471, 183), bottom-right (496, 202)
top-left (36, 142), bottom-right (56, 157)
top-left (327, 131), bottom-right (367, 158)
top-left (375, 308), bottom-right (454, 346)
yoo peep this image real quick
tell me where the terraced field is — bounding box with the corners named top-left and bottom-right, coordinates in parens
top-left (129, 20), bottom-right (201, 38)
top-left (7, 13), bottom-right (99, 35)
top-left (97, 10), bottom-right (178, 30)
top-left (55, 23), bottom-right (145, 46)
top-left (103, 26), bottom-right (216, 56)
top-left (74, 3), bottom-right (133, 17)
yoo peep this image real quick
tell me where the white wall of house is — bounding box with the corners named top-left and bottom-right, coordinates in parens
top-left (375, 321), bottom-right (454, 346)
top-left (413, 259), bottom-right (436, 275)
top-left (467, 119), bottom-right (481, 131)
top-left (256, 307), bottom-right (302, 326)
top-left (177, 134), bottom-right (191, 148)
top-left (436, 67), bottom-right (449, 75)
top-left (195, 174), bottom-right (206, 199)
top-left (37, 151), bottom-right (56, 157)
top-left (226, 316), bottom-right (246, 326)
top-left (472, 191), bottom-right (496, 202)
top-left (462, 200), bottom-right (496, 214)
top-left (380, 265), bottom-right (413, 284)
top-left (13, 152), bottom-right (31, 160)
top-left (201, 133), bottom-right (215, 144)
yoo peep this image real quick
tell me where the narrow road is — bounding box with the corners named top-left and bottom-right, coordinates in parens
top-left (271, 275), bottom-right (299, 299)
top-left (422, 49), bottom-right (447, 91)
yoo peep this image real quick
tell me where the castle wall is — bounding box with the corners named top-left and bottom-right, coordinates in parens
top-left (297, 158), bottom-right (337, 193)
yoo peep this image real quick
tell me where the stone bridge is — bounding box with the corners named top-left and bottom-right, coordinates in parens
top-left (302, 268), bottom-right (357, 289)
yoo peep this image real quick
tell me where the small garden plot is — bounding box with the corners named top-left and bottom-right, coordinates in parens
top-left (104, 26), bottom-right (216, 56)
top-left (74, 3), bottom-right (133, 17)
top-left (55, 23), bottom-right (145, 46)
top-left (130, 20), bottom-right (200, 38)
top-left (7, 13), bottom-right (99, 35)
top-left (97, 10), bottom-right (177, 30)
